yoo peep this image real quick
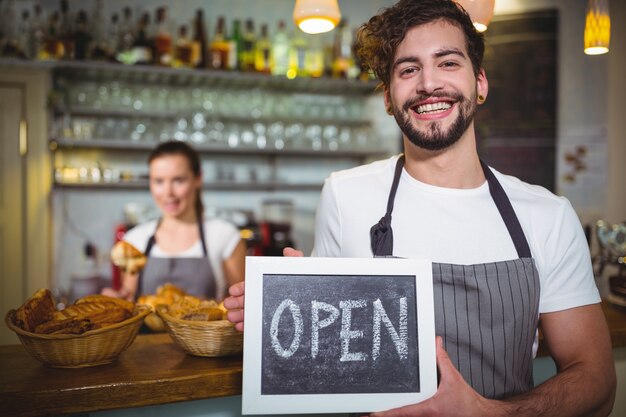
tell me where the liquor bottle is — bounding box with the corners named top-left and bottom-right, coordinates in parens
top-left (254, 23), bottom-right (271, 74)
top-left (107, 13), bottom-right (120, 58)
top-left (58, 0), bottom-right (74, 59)
top-left (331, 19), bottom-right (355, 79)
top-left (72, 10), bottom-right (91, 60)
top-left (116, 6), bottom-right (134, 63)
top-left (89, 0), bottom-right (110, 61)
top-left (131, 12), bottom-right (153, 65)
top-left (0, 0), bottom-right (19, 58)
top-left (209, 16), bottom-right (229, 70)
top-left (39, 11), bottom-right (65, 60)
top-left (240, 19), bottom-right (256, 71)
top-left (192, 9), bottom-right (209, 69)
top-left (154, 6), bottom-right (172, 66)
top-left (289, 27), bottom-right (309, 78)
top-left (173, 25), bottom-right (199, 68)
top-left (229, 19), bottom-right (242, 71)
top-left (271, 20), bottom-right (289, 76)
top-left (14, 9), bottom-right (30, 58)
top-left (306, 35), bottom-right (324, 78)
top-left (29, 3), bottom-right (46, 60)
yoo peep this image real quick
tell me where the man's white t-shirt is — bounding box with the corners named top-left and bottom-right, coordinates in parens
top-left (123, 218), bottom-right (241, 298)
top-left (312, 155), bottom-right (600, 314)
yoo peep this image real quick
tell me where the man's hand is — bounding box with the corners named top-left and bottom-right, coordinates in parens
top-left (368, 337), bottom-right (493, 417)
top-left (224, 247), bottom-right (304, 332)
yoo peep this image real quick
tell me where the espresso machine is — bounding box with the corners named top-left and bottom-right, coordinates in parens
top-left (594, 220), bottom-right (626, 308)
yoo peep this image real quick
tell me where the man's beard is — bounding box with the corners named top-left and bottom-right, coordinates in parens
top-left (392, 91), bottom-right (477, 151)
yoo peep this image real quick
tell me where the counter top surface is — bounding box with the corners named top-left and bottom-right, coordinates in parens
top-left (0, 332), bottom-right (243, 417)
top-left (1, 301), bottom-right (624, 417)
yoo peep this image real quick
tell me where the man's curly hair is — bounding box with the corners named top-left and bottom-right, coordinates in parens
top-left (356, 0), bottom-right (485, 89)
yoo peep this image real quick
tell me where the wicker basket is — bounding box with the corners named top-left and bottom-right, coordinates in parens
top-left (4, 305), bottom-right (151, 368)
top-left (156, 305), bottom-right (243, 357)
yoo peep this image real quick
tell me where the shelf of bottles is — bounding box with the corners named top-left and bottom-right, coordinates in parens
top-left (0, 0), bottom-right (388, 190)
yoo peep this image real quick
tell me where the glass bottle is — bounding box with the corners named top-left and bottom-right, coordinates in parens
top-left (89, 0), bottom-right (110, 61)
top-left (289, 27), bottom-right (309, 78)
top-left (240, 19), bottom-right (256, 71)
top-left (254, 23), bottom-right (271, 74)
top-left (29, 3), bottom-right (46, 60)
top-left (271, 20), bottom-right (290, 76)
top-left (0, 0), bottom-right (18, 58)
top-left (331, 19), bottom-right (355, 79)
top-left (153, 6), bottom-right (172, 66)
top-left (131, 12), bottom-right (153, 65)
top-left (192, 9), bottom-right (208, 69)
top-left (229, 19), bottom-right (242, 71)
top-left (72, 9), bottom-right (91, 60)
top-left (116, 6), bottom-right (134, 64)
top-left (209, 16), bottom-right (229, 70)
top-left (39, 10), bottom-right (65, 60)
top-left (58, 0), bottom-right (74, 59)
top-left (173, 25), bottom-right (198, 68)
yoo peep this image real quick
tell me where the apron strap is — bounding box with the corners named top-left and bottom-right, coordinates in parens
top-left (198, 218), bottom-right (209, 257)
top-left (370, 155), bottom-right (405, 256)
top-left (136, 231), bottom-right (157, 300)
top-left (370, 157), bottom-right (532, 259)
top-left (480, 160), bottom-right (531, 258)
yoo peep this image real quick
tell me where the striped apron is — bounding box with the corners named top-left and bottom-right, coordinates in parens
top-left (370, 156), bottom-right (540, 399)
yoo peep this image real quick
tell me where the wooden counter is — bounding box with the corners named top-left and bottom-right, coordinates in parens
top-left (0, 333), bottom-right (242, 417)
top-left (1, 301), bottom-right (624, 417)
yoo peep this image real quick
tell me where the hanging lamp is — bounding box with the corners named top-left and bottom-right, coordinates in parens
top-left (584, 0), bottom-right (610, 55)
top-left (293, 0), bottom-right (341, 34)
top-left (455, 0), bottom-right (495, 32)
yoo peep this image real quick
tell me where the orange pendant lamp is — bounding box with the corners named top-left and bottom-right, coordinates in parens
top-left (456, 0), bottom-right (495, 32)
top-left (584, 0), bottom-right (610, 55)
top-left (293, 0), bottom-right (342, 34)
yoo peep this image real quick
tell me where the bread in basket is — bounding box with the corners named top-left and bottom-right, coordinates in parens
top-left (156, 304), bottom-right (243, 357)
top-left (5, 289), bottom-right (151, 368)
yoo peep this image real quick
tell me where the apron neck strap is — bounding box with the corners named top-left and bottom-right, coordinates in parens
top-left (370, 156), bottom-right (532, 259)
top-left (480, 160), bottom-right (531, 258)
top-left (370, 155), bottom-right (405, 257)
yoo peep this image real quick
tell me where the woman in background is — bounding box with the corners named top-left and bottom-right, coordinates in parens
top-left (103, 140), bottom-right (245, 301)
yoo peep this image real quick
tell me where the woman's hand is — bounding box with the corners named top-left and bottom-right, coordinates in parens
top-left (224, 247), bottom-right (304, 331)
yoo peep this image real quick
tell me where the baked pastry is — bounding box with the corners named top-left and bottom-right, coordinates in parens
top-left (13, 288), bottom-right (56, 332)
top-left (110, 240), bottom-right (147, 274)
top-left (12, 291), bottom-right (136, 335)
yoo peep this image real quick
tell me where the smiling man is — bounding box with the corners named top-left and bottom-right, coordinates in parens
top-left (226, 0), bottom-right (616, 415)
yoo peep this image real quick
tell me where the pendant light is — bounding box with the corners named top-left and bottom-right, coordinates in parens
top-left (584, 0), bottom-right (610, 55)
top-left (455, 0), bottom-right (495, 32)
top-left (293, 0), bottom-right (341, 34)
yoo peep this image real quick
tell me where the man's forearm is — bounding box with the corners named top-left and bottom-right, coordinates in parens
top-left (487, 362), bottom-right (616, 417)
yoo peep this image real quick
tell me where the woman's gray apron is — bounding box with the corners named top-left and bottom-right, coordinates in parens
top-left (138, 219), bottom-right (216, 298)
top-left (370, 156), bottom-right (540, 399)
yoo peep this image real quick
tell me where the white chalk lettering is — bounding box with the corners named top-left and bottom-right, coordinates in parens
top-left (270, 299), bottom-right (303, 358)
top-left (311, 301), bottom-right (340, 359)
top-left (339, 300), bottom-right (367, 362)
top-left (372, 297), bottom-right (408, 360)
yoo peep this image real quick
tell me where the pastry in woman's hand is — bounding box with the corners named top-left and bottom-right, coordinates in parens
top-left (110, 241), bottom-right (147, 274)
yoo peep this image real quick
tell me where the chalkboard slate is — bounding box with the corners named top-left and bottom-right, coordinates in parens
top-left (261, 274), bottom-right (419, 395)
